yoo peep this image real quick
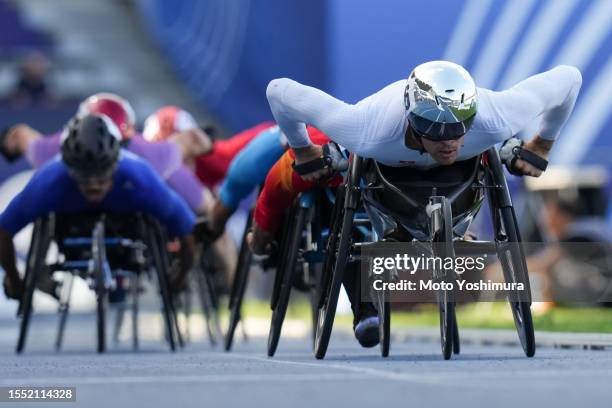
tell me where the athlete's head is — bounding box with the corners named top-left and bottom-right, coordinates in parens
top-left (61, 114), bottom-right (121, 203)
top-left (78, 93), bottom-right (136, 141)
top-left (404, 61), bottom-right (477, 165)
top-left (143, 105), bottom-right (198, 142)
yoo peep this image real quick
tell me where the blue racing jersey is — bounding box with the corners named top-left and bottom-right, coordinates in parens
top-left (0, 152), bottom-right (195, 237)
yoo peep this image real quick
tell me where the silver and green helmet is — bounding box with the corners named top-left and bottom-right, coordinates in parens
top-left (404, 60), bottom-right (477, 141)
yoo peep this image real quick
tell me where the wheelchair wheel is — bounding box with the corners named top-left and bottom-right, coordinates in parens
top-left (197, 251), bottom-right (222, 347)
top-left (267, 204), bottom-right (307, 357)
top-left (16, 218), bottom-right (50, 353)
top-left (55, 273), bottom-right (75, 351)
top-left (92, 221), bottom-right (108, 353)
top-left (485, 149), bottom-right (535, 357)
top-left (377, 281), bottom-right (391, 357)
top-left (497, 206), bottom-right (535, 357)
top-left (224, 211), bottom-right (253, 352)
top-left (434, 197), bottom-right (456, 360)
top-left (147, 223), bottom-right (177, 352)
top-left (131, 273), bottom-right (140, 351)
top-left (452, 310), bottom-right (460, 355)
top-left (314, 185), bottom-right (353, 359)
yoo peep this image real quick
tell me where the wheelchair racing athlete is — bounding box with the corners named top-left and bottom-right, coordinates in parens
top-left (257, 61), bottom-right (582, 347)
top-left (144, 107), bottom-right (288, 239)
top-left (0, 93), bottom-right (207, 214)
top-left (1, 114), bottom-right (197, 301)
top-left (144, 105), bottom-right (275, 189)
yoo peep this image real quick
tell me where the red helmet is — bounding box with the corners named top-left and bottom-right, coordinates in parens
top-left (78, 93), bottom-right (136, 140)
top-left (143, 105), bottom-right (197, 142)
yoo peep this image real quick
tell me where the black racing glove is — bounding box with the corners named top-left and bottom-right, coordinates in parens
top-left (499, 137), bottom-right (548, 176)
top-left (292, 143), bottom-right (348, 177)
top-left (193, 217), bottom-right (223, 245)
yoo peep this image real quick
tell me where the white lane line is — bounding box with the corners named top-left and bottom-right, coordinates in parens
top-left (225, 353), bottom-right (442, 384)
top-left (0, 373), bottom-right (364, 386)
top-left (225, 352), bottom-right (612, 384)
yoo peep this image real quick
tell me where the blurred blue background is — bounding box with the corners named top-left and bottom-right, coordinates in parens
top-left (1, 0), bottom-right (611, 178)
top-left (135, 0), bottom-right (611, 166)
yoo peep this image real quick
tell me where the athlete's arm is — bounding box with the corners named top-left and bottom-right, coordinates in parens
top-left (496, 65), bottom-right (582, 140)
top-left (492, 65), bottom-right (582, 176)
top-left (0, 165), bottom-right (60, 236)
top-left (139, 165), bottom-right (196, 239)
top-left (26, 132), bottom-right (60, 168)
top-left (266, 78), bottom-right (366, 173)
top-left (137, 164), bottom-right (197, 287)
top-left (165, 165), bottom-right (208, 214)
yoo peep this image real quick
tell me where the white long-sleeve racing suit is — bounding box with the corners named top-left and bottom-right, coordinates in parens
top-left (266, 65), bottom-right (582, 168)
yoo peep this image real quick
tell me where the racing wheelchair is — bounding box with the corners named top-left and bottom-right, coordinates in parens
top-left (16, 212), bottom-right (182, 353)
top-left (266, 187), bottom-right (373, 357)
top-left (223, 197), bottom-right (326, 355)
top-left (313, 147), bottom-right (535, 360)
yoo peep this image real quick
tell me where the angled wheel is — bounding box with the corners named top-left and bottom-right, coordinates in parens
top-left (92, 221), bottom-right (108, 353)
top-left (377, 284), bottom-right (391, 357)
top-left (485, 149), bottom-right (535, 357)
top-left (55, 273), bottom-right (75, 351)
top-left (314, 185), bottom-right (354, 359)
top-left (267, 204), bottom-right (307, 357)
top-left (496, 207), bottom-right (535, 357)
top-left (197, 249), bottom-right (222, 346)
top-left (224, 211), bottom-right (253, 351)
top-left (131, 272), bottom-right (140, 351)
top-left (16, 218), bottom-right (51, 354)
top-left (432, 197), bottom-right (456, 360)
top-left (146, 222), bottom-right (176, 351)
top-left (452, 310), bottom-right (460, 355)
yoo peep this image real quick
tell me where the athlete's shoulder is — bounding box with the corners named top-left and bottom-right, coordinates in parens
top-left (116, 150), bottom-right (158, 180)
top-left (469, 88), bottom-right (511, 132)
top-left (32, 156), bottom-right (69, 182)
top-left (358, 79), bottom-right (406, 105)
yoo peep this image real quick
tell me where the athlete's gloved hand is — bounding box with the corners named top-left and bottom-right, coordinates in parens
top-left (246, 223), bottom-right (275, 256)
top-left (292, 143), bottom-right (347, 181)
top-left (3, 274), bottom-right (24, 300)
top-left (193, 216), bottom-right (223, 245)
top-left (500, 137), bottom-right (548, 177)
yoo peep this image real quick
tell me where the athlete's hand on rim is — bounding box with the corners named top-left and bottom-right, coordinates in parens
top-left (293, 144), bottom-right (329, 181)
top-left (512, 137), bottom-right (552, 178)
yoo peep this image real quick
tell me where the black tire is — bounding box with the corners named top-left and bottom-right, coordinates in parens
top-left (498, 206), bottom-right (536, 358)
top-left (435, 198), bottom-right (455, 360)
top-left (92, 221), bottom-right (107, 353)
top-left (484, 151), bottom-right (535, 358)
top-left (131, 273), bottom-right (140, 351)
top-left (314, 186), bottom-right (354, 359)
top-left (452, 310), bottom-right (460, 355)
top-left (147, 223), bottom-right (176, 352)
top-left (267, 204), bottom-right (306, 357)
top-left (96, 292), bottom-right (107, 353)
top-left (55, 275), bottom-right (74, 352)
top-left (224, 212), bottom-right (253, 352)
top-left (197, 262), bottom-right (221, 346)
top-left (16, 218), bottom-right (49, 354)
top-left (378, 289), bottom-right (391, 358)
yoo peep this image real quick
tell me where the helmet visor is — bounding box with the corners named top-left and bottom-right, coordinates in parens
top-left (408, 112), bottom-right (475, 141)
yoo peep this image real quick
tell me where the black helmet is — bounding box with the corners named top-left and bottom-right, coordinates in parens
top-left (61, 114), bottom-right (121, 178)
